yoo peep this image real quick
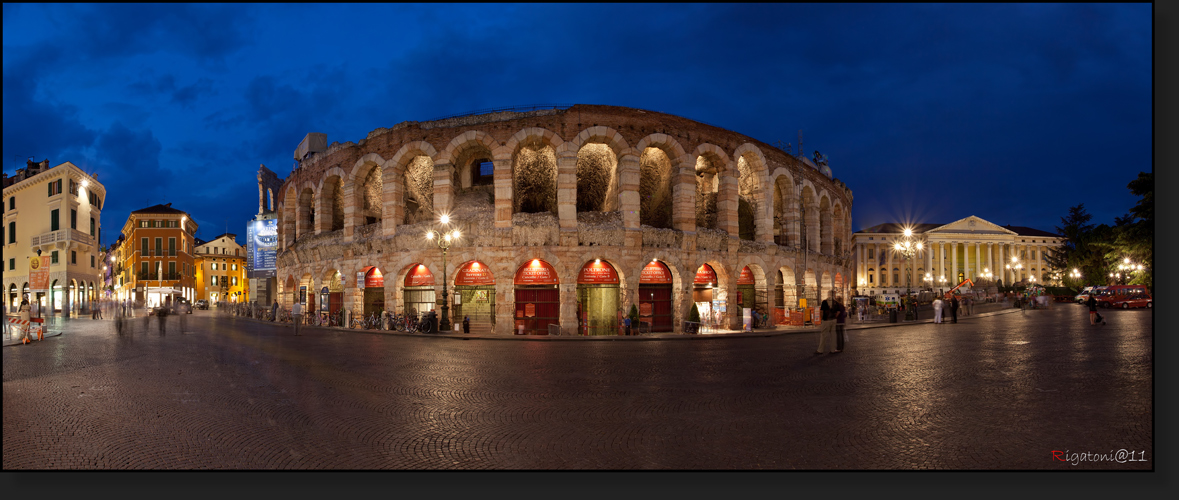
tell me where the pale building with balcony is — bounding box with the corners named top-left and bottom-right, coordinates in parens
top-left (193, 233), bottom-right (248, 303)
top-left (2, 159), bottom-right (106, 316)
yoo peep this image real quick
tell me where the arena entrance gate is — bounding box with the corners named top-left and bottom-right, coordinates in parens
top-left (402, 264), bottom-right (436, 320)
top-left (514, 259), bottom-right (559, 335)
top-left (639, 260), bottom-right (674, 332)
top-left (576, 260), bottom-right (619, 336)
top-left (452, 260), bottom-right (495, 332)
top-left (693, 264), bottom-right (723, 328)
top-left (359, 266), bottom-right (385, 317)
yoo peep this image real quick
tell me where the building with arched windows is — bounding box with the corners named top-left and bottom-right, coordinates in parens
top-left (274, 105), bottom-right (855, 334)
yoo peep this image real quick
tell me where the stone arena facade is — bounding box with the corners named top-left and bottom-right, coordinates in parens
top-left (275, 104), bottom-right (854, 334)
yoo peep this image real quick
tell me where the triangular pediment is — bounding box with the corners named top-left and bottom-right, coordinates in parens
top-left (927, 216), bottom-right (1016, 235)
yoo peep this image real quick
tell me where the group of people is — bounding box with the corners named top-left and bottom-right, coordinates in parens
top-left (814, 293), bottom-right (849, 355)
top-left (931, 295), bottom-right (962, 324)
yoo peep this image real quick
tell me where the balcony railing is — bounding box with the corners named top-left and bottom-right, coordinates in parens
top-left (31, 228), bottom-right (93, 248)
top-left (137, 272), bottom-right (183, 281)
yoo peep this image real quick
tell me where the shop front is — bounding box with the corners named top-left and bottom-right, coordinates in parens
top-left (639, 260), bottom-right (674, 332)
top-left (402, 264), bottom-right (435, 319)
top-left (359, 266), bottom-right (385, 317)
top-left (452, 260), bottom-right (495, 331)
top-left (693, 264), bottom-right (724, 328)
top-left (514, 259), bottom-right (559, 335)
top-left (576, 259), bottom-right (620, 336)
top-left (324, 271), bottom-right (342, 317)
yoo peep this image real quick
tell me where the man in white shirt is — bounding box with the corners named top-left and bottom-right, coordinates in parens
top-left (292, 301), bottom-right (303, 336)
top-left (932, 296), bottom-right (944, 324)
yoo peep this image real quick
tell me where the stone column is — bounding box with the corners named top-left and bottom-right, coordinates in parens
top-left (716, 170), bottom-right (739, 237)
top-left (342, 182), bottom-right (358, 242)
top-left (432, 161), bottom-right (455, 221)
top-left (1036, 244), bottom-right (1043, 282)
top-left (975, 242), bottom-right (982, 281)
top-left (617, 154), bottom-right (642, 248)
top-left (673, 163), bottom-right (699, 235)
top-left (495, 281), bottom-right (514, 335)
top-left (314, 192), bottom-right (331, 234)
top-left (886, 242), bottom-right (894, 289)
top-left (493, 157), bottom-right (513, 229)
top-left (873, 243), bottom-right (881, 289)
top-left (950, 241), bottom-right (958, 285)
top-left (555, 152), bottom-right (578, 247)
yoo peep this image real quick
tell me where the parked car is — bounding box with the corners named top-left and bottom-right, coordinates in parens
top-left (1094, 285), bottom-right (1150, 309)
top-left (195, 299), bottom-right (209, 310)
top-left (174, 298), bottom-right (192, 314)
top-left (1110, 295), bottom-right (1152, 309)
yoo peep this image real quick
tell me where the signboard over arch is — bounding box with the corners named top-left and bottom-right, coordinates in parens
top-left (577, 260), bottom-right (619, 285)
top-left (404, 264), bottom-right (434, 287)
top-left (515, 259), bottom-right (559, 285)
top-left (694, 264), bottom-right (717, 285)
top-left (640, 260), bottom-right (672, 285)
top-left (455, 260), bottom-right (495, 286)
top-left (738, 266), bottom-right (755, 285)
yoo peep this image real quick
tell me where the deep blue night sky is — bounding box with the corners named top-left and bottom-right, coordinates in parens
top-left (2, 4), bottom-right (1152, 248)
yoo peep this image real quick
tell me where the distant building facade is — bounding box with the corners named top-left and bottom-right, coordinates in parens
top-left (194, 233), bottom-right (248, 303)
top-left (116, 203), bottom-right (198, 307)
top-left (852, 215), bottom-right (1063, 296)
top-left (2, 159), bottom-right (106, 316)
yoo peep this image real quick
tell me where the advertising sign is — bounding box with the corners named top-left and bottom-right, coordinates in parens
top-left (514, 259), bottom-right (558, 285)
top-left (640, 261), bottom-right (672, 284)
top-left (248, 219), bottom-right (278, 277)
top-left (525, 303), bottom-right (536, 317)
top-left (640, 302), bottom-right (653, 316)
top-left (364, 267), bottom-right (384, 288)
top-left (29, 256), bottom-right (49, 292)
top-left (738, 266), bottom-right (755, 285)
top-left (694, 264), bottom-right (716, 285)
top-left (577, 260), bottom-right (618, 284)
top-left (357, 272), bottom-right (365, 289)
top-left (455, 261), bottom-right (494, 286)
top-left (404, 264), bottom-right (434, 287)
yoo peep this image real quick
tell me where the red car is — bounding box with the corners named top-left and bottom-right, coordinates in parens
top-left (1111, 296), bottom-right (1152, 309)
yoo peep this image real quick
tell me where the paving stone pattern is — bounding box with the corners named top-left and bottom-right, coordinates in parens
top-left (3, 306), bottom-right (1152, 470)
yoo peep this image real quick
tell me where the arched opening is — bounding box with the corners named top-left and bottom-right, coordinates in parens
top-left (775, 267), bottom-right (798, 324)
top-left (358, 165), bottom-right (383, 227)
top-left (513, 139), bottom-right (558, 215)
top-left (318, 271), bottom-right (341, 319)
top-left (322, 175), bottom-right (344, 231)
top-left (51, 279), bottom-right (62, 314)
top-left (68, 280), bottom-right (77, 315)
top-left (576, 259), bottom-right (620, 336)
top-left (692, 264), bottom-right (721, 328)
top-left (360, 266), bottom-right (385, 317)
top-left (820, 196), bottom-right (833, 254)
top-left (455, 145), bottom-right (494, 189)
top-left (8, 283), bottom-right (16, 310)
top-left (695, 155), bottom-right (719, 230)
top-left (285, 276), bottom-right (297, 306)
top-left (833, 204), bottom-right (845, 256)
top-left (404, 156), bottom-right (434, 224)
top-left (773, 176), bottom-right (795, 246)
top-left (297, 187), bottom-right (315, 238)
top-left (639, 147), bottom-right (674, 229)
top-left (821, 271), bottom-right (833, 300)
top-left (401, 264), bottom-right (435, 319)
top-left (576, 143), bottom-right (619, 213)
top-left (513, 259), bottom-right (559, 335)
top-left (737, 155), bottom-right (761, 241)
top-left (639, 260), bottom-right (674, 333)
top-left (452, 260), bottom-right (496, 333)
top-left (736, 265), bottom-right (768, 326)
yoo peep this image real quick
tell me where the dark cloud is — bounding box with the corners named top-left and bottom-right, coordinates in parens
top-left (171, 78), bottom-right (215, 108)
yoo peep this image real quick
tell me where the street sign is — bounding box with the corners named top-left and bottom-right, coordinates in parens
top-left (29, 256), bottom-right (49, 292)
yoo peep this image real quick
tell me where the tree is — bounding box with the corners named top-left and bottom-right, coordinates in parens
top-left (1105, 172), bottom-right (1153, 288)
top-left (688, 303), bottom-right (700, 323)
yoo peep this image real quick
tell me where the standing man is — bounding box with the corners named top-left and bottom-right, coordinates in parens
top-left (292, 300), bottom-right (303, 336)
top-left (950, 295), bottom-right (959, 324)
top-left (933, 295), bottom-right (944, 324)
top-left (271, 300), bottom-right (279, 322)
top-left (463, 315), bottom-right (470, 334)
top-left (815, 291), bottom-right (838, 355)
top-left (834, 296), bottom-right (848, 352)
top-left (1086, 294), bottom-right (1100, 326)
top-left (624, 315), bottom-right (632, 336)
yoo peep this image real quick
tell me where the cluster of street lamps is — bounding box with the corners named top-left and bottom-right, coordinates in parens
top-left (893, 228), bottom-right (923, 321)
top-left (426, 214), bottom-right (461, 332)
top-left (1110, 258), bottom-right (1144, 285)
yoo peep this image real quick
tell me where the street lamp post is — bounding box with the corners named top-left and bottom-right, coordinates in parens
top-left (1006, 256), bottom-right (1023, 289)
top-left (892, 228), bottom-right (923, 321)
top-left (426, 215), bottom-right (461, 332)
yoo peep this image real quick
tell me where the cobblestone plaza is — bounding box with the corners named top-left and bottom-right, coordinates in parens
top-left (3, 305), bottom-right (1152, 470)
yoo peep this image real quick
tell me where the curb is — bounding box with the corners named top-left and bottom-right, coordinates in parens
top-left (216, 306), bottom-right (1028, 342)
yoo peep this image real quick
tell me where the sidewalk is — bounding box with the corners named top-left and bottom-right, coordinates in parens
top-left (221, 304), bottom-right (1027, 342)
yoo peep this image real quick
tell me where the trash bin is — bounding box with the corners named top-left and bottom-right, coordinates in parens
top-left (888, 309), bottom-right (898, 323)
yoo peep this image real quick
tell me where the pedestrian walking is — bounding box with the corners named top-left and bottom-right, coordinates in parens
top-left (933, 296), bottom-right (944, 324)
top-left (1086, 295), bottom-right (1104, 326)
top-left (857, 303), bottom-right (866, 322)
top-left (156, 304), bottom-right (168, 334)
top-left (950, 295), bottom-right (959, 323)
top-left (292, 300), bottom-right (303, 335)
top-left (815, 292), bottom-right (838, 354)
top-left (967, 296), bottom-right (975, 315)
top-left (624, 315), bottom-right (632, 336)
top-left (835, 296), bottom-right (847, 352)
top-left (463, 316), bottom-right (470, 334)
top-left (271, 300), bottom-right (279, 322)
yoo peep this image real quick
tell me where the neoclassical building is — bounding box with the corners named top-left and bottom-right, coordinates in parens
top-left (274, 104), bottom-right (854, 334)
top-left (852, 216), bottom-right (1063, 296)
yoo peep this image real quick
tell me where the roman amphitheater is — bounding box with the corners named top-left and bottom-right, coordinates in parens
top-left (275, 104), bottom-right (853, 335)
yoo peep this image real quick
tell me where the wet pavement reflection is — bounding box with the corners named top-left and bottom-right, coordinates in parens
top-left (3, 306), bottom-right (1152, 469)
